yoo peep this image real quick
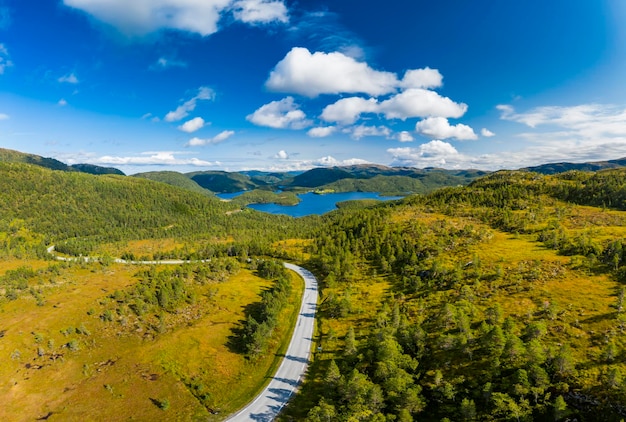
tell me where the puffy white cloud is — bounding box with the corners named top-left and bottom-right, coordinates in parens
top-left (311, 156), bottom-right (370, 167)
top-left (186, 130), bottom-right (234, 146)
top-left (58, 73), bottom-right (79, 84)
top-left (232, 0), bottom-right (288, 24)
top-left (321, 97), bottom-right (378, 125)
top-left (307, 126), bottom-right (336, 138)
top-left (346, 124), bottom-right (391, 140)
top-left (0, 43), bottom-right (13, 74)
top-left (415, 117), bottom-right (477, 140)
top-left (397, 131), bottom-right (414, 142)
top-left (62, 0), bottom-right (288, 36)
top-left (247, 96), bottom-right (310, 129)
top-left (165, 86), bottom-right (215, 122)
top-left (58, 98), bottom-right (68, 106)
top-left (388, 140), bottom-right (463, 167)
top-left (379, 89), bottom-right (468, 120)
top-left (274, 150), bottom-right (289, 159)
top-left (265, 47), bottom-right (398, 97)
top-left (400, 67), bottom-right (443, 89)
top-left (481, 128), bottom-right (495, 137)
top-left (178, 117), bottom-right (206, 133)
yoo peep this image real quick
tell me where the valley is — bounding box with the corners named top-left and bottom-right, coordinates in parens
top-left (2, 153), bottom-right (626, 420)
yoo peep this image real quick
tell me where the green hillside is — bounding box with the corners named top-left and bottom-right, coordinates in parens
top-left (133, 170), bottom-right (212, 195)
top-left (0, 162), bottom-right (302, 254)
top-left (281, 168), bottom-right (626, 421)
top-left (4, 156), bottom-right (626, 420)
top-left (0, 147), bottom-right (73, 171)
top-left (187, 171), bottom-right (257, 193)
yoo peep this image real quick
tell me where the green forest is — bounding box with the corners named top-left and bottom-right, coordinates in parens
top-left (2, 157), bottom-right (626, 421)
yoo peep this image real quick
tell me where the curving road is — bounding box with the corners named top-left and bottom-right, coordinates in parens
top-left (226, 263), bottom-right (318, 422)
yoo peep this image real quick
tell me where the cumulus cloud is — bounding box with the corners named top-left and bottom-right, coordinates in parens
top-left (388, 140), bottom-right (464, 168)
top-left (178, 117), bottom-right (206, 133)
top-left (186, 130), bottom-right (234, 146)
top-left (58, 99), bottom-right (68, 106)
top-left (321, 97), bottom-right (378, 125)
top-left (232, 0), bottom-right (288, 24)
top-left (165, 87), bottom-right (215, 122)
top-left (266, 47), bottom-right (398, 97)
top-left (379, 89), bottom-right (468, 120)
top-left (400, 67), bottom-right (443, 89)
top-left (307, 126), bottom-right (336, 138)
top-left (58, 73), bottom-right (79, 84)
top-left (415, 117), bottom-right (477, 140)
top-left (481, 128), bottom-right (495, 137)
top-left (397, 131), bottom-right (414, 142)
top-left (346, 124), bottom-right (391, 140)
top-left (274, 150), bottom-right (289, 159)
top-left (62, 0), bottom-right (288, 36)
top-left (0, 43), bottom-right (13, 74)
top-left (247, 96), bottom-right (310, 129)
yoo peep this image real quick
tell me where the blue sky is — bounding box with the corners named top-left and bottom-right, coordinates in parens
top-left (1, 0), bottom-right (625, 174)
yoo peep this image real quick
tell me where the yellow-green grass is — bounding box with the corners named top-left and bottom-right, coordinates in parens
top-left (281, 275), bottom-right (391, 420)
top-left (0, 261), bottom-right (305, 421)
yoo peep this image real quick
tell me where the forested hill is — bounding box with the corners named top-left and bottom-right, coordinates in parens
top-left (133, 170), bottom-right (212, 196)
top-left (0, 147), bottom-right (124, 175)
top-left (287, 167), bottom-right (626, 421)
top-left (523, 157), bottom-right (626, 174)
top-left (0, 162), bottom-right (298, 248)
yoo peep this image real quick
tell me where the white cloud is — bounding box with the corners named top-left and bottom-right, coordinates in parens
top-left (0, 113), bottom-right (9, 120)
top-left (498, 103), bottom-right (626, 133)
top-left (58, 73), bottom-right (79, 84)
top-left (263, 155), bottom-right (371, 172)
top-left (247, 96), bottom-right (311, 129)
top-left (0, 43), bottom-right (13, 74)
top-left (379, 89), bottom-right (468, 120)
top-left (307, 126), bottom-right (336, 138)
top-left (178, 117), bottom-right (206, 133)
top-left (232, 0), bottom-right (288, 24)
top-left (346, 124), bottom-right (392, 140)
top-left (186, 130), bottom-right (234, 146)
top-left (321, 97), bottom-right (378, 125)
top-left (90, 151), bottom-right (215, 166)
top-left (275, 150), bottom-right (289, 159)
top-left (385, 103), bottom-right (626, 170)
top-left (165, 86), bottom-right (215, 122)
top-left (62, 0), bottom-right (288, 36)
top-left (58, 99), bottom-right (68, 106)
top-left (400, 67), bottom-right (443, 89)
top-left (481, 128), bottom-right (495, 137)
top-left (265, 47), bottom-right (398, 97)
top-left (415, 117), bottom-right (477, 140)
top-left (388, 140), bottom-right (464, 168)
top-left (397, 131), bottom-right (414, 142)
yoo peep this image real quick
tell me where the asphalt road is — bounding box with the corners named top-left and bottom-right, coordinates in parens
top-left (226, 262), bottom-right (319, 422)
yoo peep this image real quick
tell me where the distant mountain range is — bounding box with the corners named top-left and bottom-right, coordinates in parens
top-left (5, 147), bottom-right (626, 195)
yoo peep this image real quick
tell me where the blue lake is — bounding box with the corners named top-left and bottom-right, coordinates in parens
top-left (247, 192), bottom-right (403, 217)
top-left (216, 191), bottom-right (246, 200)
